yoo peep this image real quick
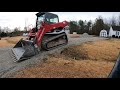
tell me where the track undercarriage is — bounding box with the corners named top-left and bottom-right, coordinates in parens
top-left (41, 32), bottom-right (68, 51)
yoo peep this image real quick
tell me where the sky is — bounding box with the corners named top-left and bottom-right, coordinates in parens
top-left (0, 12), bottom-right (120, 30)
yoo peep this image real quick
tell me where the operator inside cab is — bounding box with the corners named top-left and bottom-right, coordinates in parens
top-left (36, 12), bottom-right (59, 31)
top-left (36, 14), bottom-right (44, 30)
top-left (45, 13), bottom-right (59, 24)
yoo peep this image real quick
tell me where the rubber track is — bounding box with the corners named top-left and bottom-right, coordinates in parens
top-left (41, 32), bottom-right (68, 51)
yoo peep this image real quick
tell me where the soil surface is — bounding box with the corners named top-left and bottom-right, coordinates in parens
top-left (0, 35), bottom-right (107, 78)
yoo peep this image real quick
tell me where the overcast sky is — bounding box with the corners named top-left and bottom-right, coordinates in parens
top-left (0, 12), bottom-right (120, 30)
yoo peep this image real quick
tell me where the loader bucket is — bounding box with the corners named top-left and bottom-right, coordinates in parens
top-left (12, 38), bottom-right (36, 62)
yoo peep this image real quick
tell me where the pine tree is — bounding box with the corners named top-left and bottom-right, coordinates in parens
top-left (92, 17), bottom-right (105, 35)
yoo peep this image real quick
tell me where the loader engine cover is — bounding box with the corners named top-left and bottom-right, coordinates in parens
top-left (12, 39), bottom-right (36, 62)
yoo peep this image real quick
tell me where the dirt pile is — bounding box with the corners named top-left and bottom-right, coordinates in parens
top-left (80, 33), bottom-right (93, 38)
top-left (60, 45), bottom-right (88, 60)
top-left (68, 34), bottom-right (80, 38)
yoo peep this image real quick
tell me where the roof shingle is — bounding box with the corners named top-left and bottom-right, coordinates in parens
top-left (112, 26), bottom-right (120, 31)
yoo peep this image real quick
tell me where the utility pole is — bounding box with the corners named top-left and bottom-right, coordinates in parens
top-left (25, 18), bottom-right (28, 32)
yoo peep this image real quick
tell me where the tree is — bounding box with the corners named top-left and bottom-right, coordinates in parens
top-left (78, 20), bottom-right (85, 34)
top-left (86, 20), bottom-right (92, 33)
top-left (91, 17), bottom-right (105, 36)
top-left (12, 27), bottom-right (21, 36)
top-left (118, 15), bottom-right (120, 26)
top-left (69, 21), bottom-right (79, 34)
top-left (78, 20), bottom-right (84, 27)
top-left (14, 27), bottom-right (19, 32)
top-left (110, 16), bottom-right (117, 26)
top-left (0, 31), bottom-right (7, 37)
top-left (87, 20), bottom-right (92, 30)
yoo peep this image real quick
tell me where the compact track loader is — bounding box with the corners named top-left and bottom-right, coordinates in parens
top-left (12, 12), bottom-right (69, 62)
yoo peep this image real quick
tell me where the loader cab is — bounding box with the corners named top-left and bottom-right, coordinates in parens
top-left (36, 12), bottom-right (59, 31)
top-left (44, 13), bottom-right (59, 24)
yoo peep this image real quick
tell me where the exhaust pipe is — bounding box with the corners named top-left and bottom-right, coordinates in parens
top-left (12, 38), bottom-right (39, 62)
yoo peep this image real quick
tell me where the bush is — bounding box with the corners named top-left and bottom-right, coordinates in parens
top-left (0, 32), bottom-right (7, 37)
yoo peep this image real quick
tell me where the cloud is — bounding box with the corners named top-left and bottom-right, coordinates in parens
top-left (52, 12), bottom-right (120, 21)
top-left (0, 12), bottom-right (37, 29)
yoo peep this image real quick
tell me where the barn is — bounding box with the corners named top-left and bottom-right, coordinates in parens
top-left (100, 29), bottom-right (108, 37)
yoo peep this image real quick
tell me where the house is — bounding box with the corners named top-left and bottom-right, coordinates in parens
top-left (100, 26), bottom-right (120, 38)
top-left (108, 26), bottom-right (120, 38)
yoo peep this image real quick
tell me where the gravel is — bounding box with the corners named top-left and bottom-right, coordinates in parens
top-left (80, 33), bottom-right (95, 38)
top-left (0, 36), bottom-right (108, 78)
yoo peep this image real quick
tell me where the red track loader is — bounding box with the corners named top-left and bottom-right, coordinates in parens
top-left (11, 12), bottom-right (69, 62)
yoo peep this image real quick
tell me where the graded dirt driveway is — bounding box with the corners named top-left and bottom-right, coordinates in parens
top-left (0, 36), bottom-right (107, 78)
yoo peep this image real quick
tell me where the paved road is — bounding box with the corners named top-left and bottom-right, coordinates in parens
top-left (0, 36), bottom-right (107, 78)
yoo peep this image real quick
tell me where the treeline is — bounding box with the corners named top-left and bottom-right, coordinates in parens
top-left (69, 15), bottom-right (120, 36)
top-left (0, 27), bottom-right (29, 37)
top-left (9, 27), bottom-right (29, 37)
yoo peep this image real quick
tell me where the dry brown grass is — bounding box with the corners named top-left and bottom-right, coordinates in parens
top-left (82, 39), bottom-right (120, 62)
top-left (8, 38), bottom-right (119, 78)
top-left (0, 36), bottom-right (26, 47)
top-left (61, 39), bottom-right (120, 62)
top-left (9, 57), bottom-right (114, 78)
top-left (6, 36), bottom-right (27, 44)
top-left (68, 34), bottom-right (80, 38)
top-left (0, 39), bottom-right (14, 47)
